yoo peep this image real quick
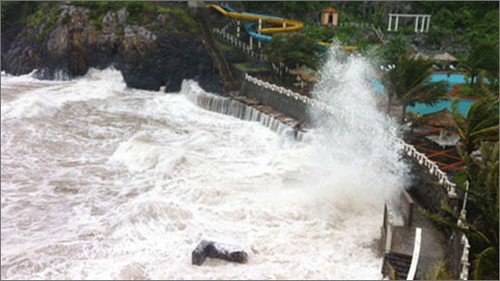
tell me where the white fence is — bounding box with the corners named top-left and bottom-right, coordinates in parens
top-left (457, 181), bottom-right (470, 280)
top-left (407, 228), bottom-right (422, 280)
top-left (213, 23), bottom-right (289, 77)
top-left (213, 27), bottom-right (265, 61)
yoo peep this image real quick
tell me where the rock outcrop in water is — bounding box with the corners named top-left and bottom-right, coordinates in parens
top-left (192, 240), bottom-right (248, 266)
top-left (1, 2), bottom-right (225, 93)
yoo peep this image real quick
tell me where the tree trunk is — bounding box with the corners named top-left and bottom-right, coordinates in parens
top-left (470, 73), bottom-right (476, 90)
top-left (401, 103), bottom-right (408, 123)
top-left (386, 92), bottom-right (393, 115)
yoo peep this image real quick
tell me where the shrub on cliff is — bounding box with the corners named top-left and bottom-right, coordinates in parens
top-left (263, 32), bottom-right (319, 70)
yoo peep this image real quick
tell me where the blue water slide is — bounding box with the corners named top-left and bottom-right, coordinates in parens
top-left (217, 3), bottom-right (330, 52)
top-left (244, 22), bottom-right (272, 41)
top-left (220, 4), bottom-right (279, 42)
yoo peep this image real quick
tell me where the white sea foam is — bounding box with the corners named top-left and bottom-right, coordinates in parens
top-left (1, 68), bottom-right (126, 119)
top-left (0, 62), bottom-right (406, 280)
top-left (307, 47), bottom-right (409, 212)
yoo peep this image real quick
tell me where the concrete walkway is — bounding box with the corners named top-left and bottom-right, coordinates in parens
top-left (390, 198), bottom-right (447, 279)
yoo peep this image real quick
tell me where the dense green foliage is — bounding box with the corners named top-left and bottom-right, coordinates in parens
top-left (416, 1), bottom-right (499, 44)
top-left (458, 40), bottom-right (499, 91)
top-left (240, 1), bottom-right (498, 65)
top-left (263, 33), bottom-right (319, 70)
top-left (418, 94), bottom-right (498, 280)
top-left (1, 1), bottom-right (39, 32)
top-left (1, 1), bottom-right (199, 39)
top-left (71, 1), bottom-right (198, 32)
top-left (453, 95), bottom-right (499, 280)
top-left (377, 34), bottom-right (409, 66)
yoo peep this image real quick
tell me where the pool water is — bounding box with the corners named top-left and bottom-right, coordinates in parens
top-left (371, 73), bottom-right (474, 116)
top-left (406, 99), bottom-right (474, 116)
top-left (430, 73), bottom-right (467, 87)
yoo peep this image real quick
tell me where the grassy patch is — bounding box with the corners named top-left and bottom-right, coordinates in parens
top-left (25, 3), bottom-right (63, 44)
top-left (423, 260), bottom-right (455, 280)
top-left (234, 62), bottom-right (269, 73)
top-left (157, 5), bottom-right (199, 34)
top-left (214, 38), bottom-right (234, 52)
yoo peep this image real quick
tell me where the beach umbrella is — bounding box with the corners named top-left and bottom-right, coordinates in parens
top-left (433, 52), bottom-right (457, 62)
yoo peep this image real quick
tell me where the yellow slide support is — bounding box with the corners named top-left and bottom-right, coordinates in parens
top-left (208, 4), bottom-right (303, 34)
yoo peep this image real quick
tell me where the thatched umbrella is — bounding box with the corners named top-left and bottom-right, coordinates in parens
top-left (419, 108), bottom-right (457, 128)
top-left (433, 52), bottom-right (457, 62)
top-left (419, 109), bottom-right (460, 146)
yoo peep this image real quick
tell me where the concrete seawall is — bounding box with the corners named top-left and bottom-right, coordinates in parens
top-left (239, 79), bottom-right (313, 125)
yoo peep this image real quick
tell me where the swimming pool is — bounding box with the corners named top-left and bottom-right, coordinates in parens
top-left (371, 73), bottom-right (474, 116)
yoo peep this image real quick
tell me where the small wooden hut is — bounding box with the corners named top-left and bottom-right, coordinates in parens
top-left (321, 7), bottom-right (339, 27)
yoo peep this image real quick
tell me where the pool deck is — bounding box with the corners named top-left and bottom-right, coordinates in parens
top-left (404, 126), bottom-right (464, 173)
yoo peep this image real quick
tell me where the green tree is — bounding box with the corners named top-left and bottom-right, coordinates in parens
top-left (445, 95), bottom-right (499, 280)
top-left (382, 53), bottom-right (448, 121)
top-left (422, 92), bottom-right (498, 280)
top-left (451, 94), bottom-right (499, 157)
top-left (458, 40), bottom-right (499, 92)
top-left (378, 34), bottom-right (408, 66)
top-left (438, 142), bottom-right (499, 280)
top-left (263, 32), bottom-right (319, 70)
top-left (454, 93), bottom-right (499, 280)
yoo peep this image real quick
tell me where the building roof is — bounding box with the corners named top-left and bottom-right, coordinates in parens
top-left (322, 7), bottom-right (338, 14)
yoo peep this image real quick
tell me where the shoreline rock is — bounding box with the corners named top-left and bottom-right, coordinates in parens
top-left (1, 3), bottom-right (225, 94)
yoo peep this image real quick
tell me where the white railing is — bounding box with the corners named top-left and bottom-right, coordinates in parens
top-left (457, 180), bottom-right (470, 280)
top-left (459, 233), bottom-right (470, 280)
top-left (393, 138), bottom-right (457, 198)
top-left (214, 24), bottom-right (293, 77)
top-left (271, 62), bottom-right (290, 77)
top-left (213, 28), bottom-right (265, 61)
top-left (244, 74), bottom-right (458, 199)
top-left (407, 227), bottom-right (422, 280)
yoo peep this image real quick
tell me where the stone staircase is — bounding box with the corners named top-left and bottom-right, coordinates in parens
top-left (383, 251), bottom-right (413, 280)
top-left (193, 9), bottom-right (240, 94)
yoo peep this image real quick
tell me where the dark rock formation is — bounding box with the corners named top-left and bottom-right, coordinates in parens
top-left (192, 240), bottom-right (248, 266)
top-left (1, 3), bottom-right (225, 94)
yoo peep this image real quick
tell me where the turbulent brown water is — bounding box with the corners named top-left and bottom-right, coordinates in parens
top-left (1, 65), bottom-right (406, 279)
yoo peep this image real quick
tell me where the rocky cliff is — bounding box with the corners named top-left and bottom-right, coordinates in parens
top-left (1, 2), bottom-right (225, 93)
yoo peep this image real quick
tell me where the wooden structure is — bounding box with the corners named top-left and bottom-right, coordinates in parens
top-left (321, 7), bottom-right (338, 27)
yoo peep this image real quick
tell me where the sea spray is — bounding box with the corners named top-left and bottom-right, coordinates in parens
top-left (306, 46), bottom-right (410, 216)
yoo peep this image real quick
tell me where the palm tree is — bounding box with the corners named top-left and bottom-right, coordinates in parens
top-left (453, 142), bottom-right (499, 280)
top-left (454, 93), bottom-right (499, 280)
top-left (435, 95), bottom-right (499, 280)
top-left (458, 40), bottom-right (499, 92)
top-left (451, 94), bottom-right (499, 157)
top-left (382, 53), bottom-right (448, 122)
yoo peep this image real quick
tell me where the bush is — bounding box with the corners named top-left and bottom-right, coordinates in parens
top-left (264, 33), bottom-right (319, 69)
